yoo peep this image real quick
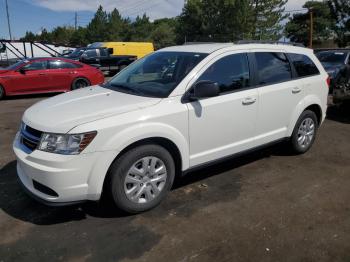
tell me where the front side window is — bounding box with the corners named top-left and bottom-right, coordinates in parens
top-left (23, 61), bottom-right (47, 71)
top-left (255, 52), bottom-right (292, 85)
top-left (196, 53), bottom-right (250, 93)
top-left (84, 49), bottom-right (98, 58)
top-left (104, 51), bottom-right (208, 98)
top-left (288, 53), bottom-right (319, 77)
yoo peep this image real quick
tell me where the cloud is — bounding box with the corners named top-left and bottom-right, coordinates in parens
top-left (285, 0), bottom-right (307, 10)
top-left (30, 0), bottom-right (184, 20)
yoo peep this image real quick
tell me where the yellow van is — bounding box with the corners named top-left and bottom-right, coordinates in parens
top-left (89, 42), bottom-right (154, 59)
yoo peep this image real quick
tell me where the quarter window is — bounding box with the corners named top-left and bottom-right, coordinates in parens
top-left (196, 53), bottom-right (250, 93)
top-left (255, 52), bottom-right (292, 85)
top-left (288, 53), bottom-right (320, 77)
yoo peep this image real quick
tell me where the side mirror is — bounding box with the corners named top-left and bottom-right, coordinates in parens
top-left (19, 68), bottom-right (26, 74)
top-left (190, 80), bottom-right (220, 100)
top-left (108, 48), bottom-right (113, 55)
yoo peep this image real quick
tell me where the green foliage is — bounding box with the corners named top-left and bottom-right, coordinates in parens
top-left (20, 1), bottom-right (290, 48)
top-left (328, 0), bottom-right (350, 47)
top-left (177, 0), bottom-right (287, 42)
top-left (285, 1), bottom-right (336, 46)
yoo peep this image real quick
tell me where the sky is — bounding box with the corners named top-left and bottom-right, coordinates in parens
top-left (1, 0), bottom-right (308, 40)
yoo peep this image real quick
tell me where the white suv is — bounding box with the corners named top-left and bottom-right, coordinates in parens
top-left (13, 43), bottom-right (329, 213)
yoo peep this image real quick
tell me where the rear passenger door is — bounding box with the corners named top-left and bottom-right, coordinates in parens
top-left (48, 60), bottom-right (79, 91)
top-left (253, 51), bottom-right (304, 145)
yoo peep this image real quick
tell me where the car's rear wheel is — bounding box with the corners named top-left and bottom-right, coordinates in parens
top-left (109, 144), bottom-right (175, 213)
top-left (290, 110), bottom-right (318, 154)
top-left (0, 85), bottom-right (5, 100)
top-left (71, 78), bottom-right (90, 90)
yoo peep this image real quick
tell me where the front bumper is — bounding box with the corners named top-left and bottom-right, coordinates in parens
top-left (13, 132), bottom-right (117, 205)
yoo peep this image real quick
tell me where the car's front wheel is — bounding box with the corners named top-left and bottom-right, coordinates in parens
top-left (109, 144), bottom-right (175, 213)
top-left (290, 110), bottom-right (318, 154)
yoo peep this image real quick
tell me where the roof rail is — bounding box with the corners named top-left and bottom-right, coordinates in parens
top-left (236, 40), bottom-right (305, 47)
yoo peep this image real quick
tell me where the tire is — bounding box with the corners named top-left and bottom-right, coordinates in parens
top-left (0, 85), bottom-right (5, 100)
top-left (290, 110), bottom-right (318, 154)
top-left (109, 144), bottom-right (175, 213)
top-left (71, 78), bottom-right (90, 90)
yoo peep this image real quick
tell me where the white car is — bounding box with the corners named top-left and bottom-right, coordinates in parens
top-left (13, 43), bottom-right (329, 213)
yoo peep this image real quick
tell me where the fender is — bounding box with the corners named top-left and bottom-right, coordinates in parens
top-left (100, 122), bottom-right (189, 170)
top-left (86, 122), bottom-right (189, 199)
top-left (287, 94), bottom-right (323, 137)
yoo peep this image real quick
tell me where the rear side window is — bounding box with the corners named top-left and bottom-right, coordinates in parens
top-left (197, 53), bottom-right (250, 93)
top-left (49, 60), bottom-right (80, 69)
top-left (255, 52), bottom-right (292, 85)
top-left (288, 53), bottom-right (319, 77)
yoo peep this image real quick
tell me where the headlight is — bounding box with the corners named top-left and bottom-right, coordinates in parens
top-left (38, 132), bottom-right (97, 155)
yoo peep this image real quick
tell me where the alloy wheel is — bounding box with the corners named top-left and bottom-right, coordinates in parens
top-left (124, 156), bottom-right (167, 204)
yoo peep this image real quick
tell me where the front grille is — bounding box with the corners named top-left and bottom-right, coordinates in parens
top-left (20, 123), bottom-right (42, 153)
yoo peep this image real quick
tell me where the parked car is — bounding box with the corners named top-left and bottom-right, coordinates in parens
top-left (61, 47), bottom-right (87, 60)
top-left (89, 42), bottom-right (154, 58)
top-left (13, 43), bottom-right (329, 213)
top-left (79, 47), bottom-right (137, 74)
top-left (0, 57), bottom-right (104, 99)
top-left (315, 49), bottom-right (350, 93)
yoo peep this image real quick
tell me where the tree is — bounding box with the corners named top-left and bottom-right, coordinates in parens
top-left (285, 1), bottom-right (336, 46)
top-left (328, 0), bottom-right (350, 46)
top-left (86, 5), bottom-right (109, 43)
top-left (129, 14), bottom-right (153, 42)
top-left (106, 8), bottom-right (128, 41)
top-left (250, 0), bottom-right (288, 40)
top-left (150, 20), bottom-right (177, 49)
top-left (21, 31), bottom-right (37, 42)
top-left (177, 0), bottom-right (287, 43)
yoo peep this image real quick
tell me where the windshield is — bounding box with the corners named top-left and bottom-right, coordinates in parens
top-left (68, 48), bottom-right (85, 58)
top-left (316, 51), bottom-right (348, 64)
top-left (103, 51), bottom-right (208, 98)
top-left (4, 60), bottom-right (28, 70)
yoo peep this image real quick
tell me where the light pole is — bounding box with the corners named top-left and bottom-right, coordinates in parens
top-left (5, 0), bottom-right (12, 40)
top-left (308, 7), bottom-right (313, 48)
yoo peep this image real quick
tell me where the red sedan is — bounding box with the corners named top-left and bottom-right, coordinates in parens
top-left (0, 57), bottom-right (104, 99)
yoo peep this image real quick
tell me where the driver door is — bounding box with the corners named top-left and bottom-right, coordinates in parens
top-left (11, 60), bottom-right (50, 93)
top-left (186, 52), bottom-right (259, 167)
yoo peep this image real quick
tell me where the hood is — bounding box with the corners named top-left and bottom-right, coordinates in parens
top-left (23, 85), bottom-right (161, 133)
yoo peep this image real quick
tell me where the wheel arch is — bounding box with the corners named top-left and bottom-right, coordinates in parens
top-left (287, 95), bottom-right (325, 137)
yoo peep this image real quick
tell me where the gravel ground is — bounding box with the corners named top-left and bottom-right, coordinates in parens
top-left (0, 94), bottom-right (350, 262)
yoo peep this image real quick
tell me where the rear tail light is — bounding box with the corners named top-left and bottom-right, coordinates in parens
top-left (326, 76), bottom-right (331, 88)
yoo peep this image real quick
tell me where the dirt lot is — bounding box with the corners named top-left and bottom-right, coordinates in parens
top-left (0, 95), bottom-right (350, 262)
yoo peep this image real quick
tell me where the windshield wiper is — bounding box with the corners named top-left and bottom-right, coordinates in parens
top-left (108, 83), bottom-right (144, 96)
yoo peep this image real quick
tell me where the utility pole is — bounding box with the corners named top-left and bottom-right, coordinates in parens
top-left (309, 7), bottom-right (313, 48)
top-left (74, 12), bottom-right (78, 30)
top-left (5, 0), bottom-right (12, 40)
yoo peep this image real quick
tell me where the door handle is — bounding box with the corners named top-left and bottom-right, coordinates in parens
top-left (292, 87), bottom-right (302, 94)
top-left (38, 73), bottom-right (46, 75)
top-left (242, 97), bottom-right (257, 105)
